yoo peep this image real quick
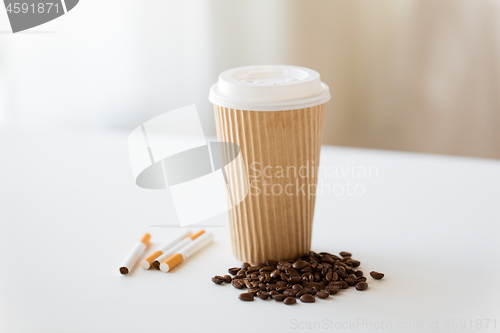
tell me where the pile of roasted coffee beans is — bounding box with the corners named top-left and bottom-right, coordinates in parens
top-left (211, 251), bottom-right (385, 304)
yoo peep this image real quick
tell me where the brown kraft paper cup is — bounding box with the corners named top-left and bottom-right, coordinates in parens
top-left (214, 104), bottom-right (325, 264)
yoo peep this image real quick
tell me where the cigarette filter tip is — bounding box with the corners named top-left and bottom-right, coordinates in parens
top-left (189, 230), bottom-right (205, 240)
top-left (140, 233), bottom-right (151, 247)
top-left (141, 250), bottom-right (163, 270)
top-left (160, 253), bottom-right (184, 272)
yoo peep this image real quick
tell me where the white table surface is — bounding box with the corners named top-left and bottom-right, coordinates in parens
top-left (1, 127), bottom-right (499, 333)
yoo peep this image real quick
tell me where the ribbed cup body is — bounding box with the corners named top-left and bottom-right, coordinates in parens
top-left (214, 104), bottom-right (325, 264)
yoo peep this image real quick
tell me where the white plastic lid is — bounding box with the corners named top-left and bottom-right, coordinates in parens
top-left (209, 65), bottom-right (331, 111)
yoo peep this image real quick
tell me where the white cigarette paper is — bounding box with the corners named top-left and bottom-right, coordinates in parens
top-left (160, 232), bottom-right (213, 272)
top-left (140, 230), bottom-right (191, 269)
top-left (120, 233), bottom-right (150, 275)
top-left (153, 230), bottom-right (205, 269)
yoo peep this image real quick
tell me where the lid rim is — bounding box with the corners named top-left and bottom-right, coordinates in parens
top-left (209, 83), bottom-right (331, 111)
top-left (209, 65), bottom-right (331, 112)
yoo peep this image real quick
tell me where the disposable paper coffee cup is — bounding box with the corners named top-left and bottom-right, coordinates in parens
top-left (209, 65), bottom-right (330, 263)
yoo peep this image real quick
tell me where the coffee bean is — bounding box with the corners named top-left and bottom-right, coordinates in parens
top-left (238, 292), bottom-right (254, 301)
top-left (300, 294), bottom-right (316, 303)
top-left (321, 256), bottom-right (335, 265)
top-left (336, 261), bottom-right (347, 268)
top-left (248, 288), bottom-right (259, 296)
top-left (305, 281), bottom-right (322, 287)
top-left (310, 257), bottom-right (320, 264)
top-left (345, 278), bottom-right (356, 286)
top-left (211, 276), bottom-right (224, 284)
top-left (267, 283), bottom-right (277, 291)
top-left (231, 279), bottom-right (245, 289)
top-left (302, 272), bottom-right (314, 282)
top-left (266, 260), bottom-right (278, 267)
top-left (259, 266), bottom-right (274, 273)
top-left (307, 288), bottom-right (318, 295)
top-left (276, 281), bottom-right (287, 288)
top-left (284, 297), bottom-right (297, 305)
top-left (349, 260), bottom-right (360, 268)
top-left (278, 261), bottom-right (292, 268)
top-left (296, 288), bottom-right (311, 297)
top-left (250, 273), bottom-right (260, 281)
top-left (293, 260), bottom-right (307, 269)
top-left (316, 290), bottom-right (330, 299)
top-left (276, 286), bottom-right (288, 293)
top-left (228, 267), bottom-right (240, 275)
top-left (285, 268), bottom-right (300, 277)
top-left (301, 266), bottom-right (314, 273)
top-left (246, 267), bottom-right (259, 274)
top-left (257, 291), bottom-right (270, 300)
top-left (308, 256), bottom-right (320, 264)
top-left (217, 251), bottom-right (376, 304)
top-left (370, 271), bottom-right (384, 279)
top-left (283, 289), bottom-right (297, 297)
top-left (333, 281), bottom-right (343, 288)
top-left (271, 269), bottom-right (281, 279)
top-left (355, 282), bottom-right (368, 291)
top-left (259, 273), bottom-right (271, 283)
top-left (326, 285), bottom-right (340, 294)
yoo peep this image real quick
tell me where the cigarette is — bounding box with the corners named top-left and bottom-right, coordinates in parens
top-left (119, 233), bottom-right (151, 275)
top-left (152, 230), bottom-right (205, 270)
top-left (160, 232), bottom-right (213, 272)
top-left (140, 230), bottom-right (191, 270)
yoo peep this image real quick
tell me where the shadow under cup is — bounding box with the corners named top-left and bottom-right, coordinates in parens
top-left (214, 104), bottom-right (325, 264)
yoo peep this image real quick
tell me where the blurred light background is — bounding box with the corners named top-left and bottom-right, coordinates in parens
top-left (0, 0), bottom-right (499, 158)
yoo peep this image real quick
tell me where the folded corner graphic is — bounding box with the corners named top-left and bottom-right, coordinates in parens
top-left (128, 105), bottom-right (249, 227)
top-left (4, 0), bottom-right (79, 33)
